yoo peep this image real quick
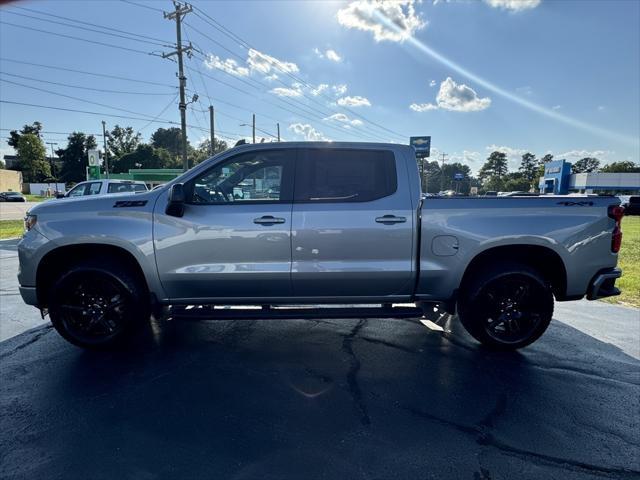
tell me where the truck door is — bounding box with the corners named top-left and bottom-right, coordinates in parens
top-left (291, 147), bottom-right (415, 298)
top-left (153, 148), bottom-right (296, 301)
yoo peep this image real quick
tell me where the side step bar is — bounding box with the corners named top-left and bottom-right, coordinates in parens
top-left (170, 305), bottom-right (424, 321)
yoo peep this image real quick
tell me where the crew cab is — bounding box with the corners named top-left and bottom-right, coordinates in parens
top-left (18, 142), bottom-right (624, 350)
top-left (57, 179), bottom-right (148, 198)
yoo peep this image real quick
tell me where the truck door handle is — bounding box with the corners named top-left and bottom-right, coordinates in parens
top-left (254, 215), bottom-right (285, 225)
top-left (375, 215), bottom-right (407, 225)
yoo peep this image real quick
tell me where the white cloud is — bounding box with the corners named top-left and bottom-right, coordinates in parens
top-left (270, 85), bottom-right (303, 97)
top-left (247, 48), bottom-right (299, 75)
top-left (336, 0), bottom-right (425, 43)
top-left (337, 95), bottom-right (371, 107)
top-left (204, 54), bottom-right (249, 77)
top-left (332, 84), bottom-right (348, 96)
top-left (410, 77), bottom-right (491, 112)
top-left (597, 105), bottom-right (606, 111)
top-left (311, 83), bottom-right (329, 96)
top-left (436, 77), bottom-right (491, 111)
top-left (552, 104), bottom-right (562, 110)
top-left (264, 74), bottom-right (279, 82)
top-left (410, 103), bottom-right (438, 112)
top-left (324, 113), bottom-right (363, 126)
top-left (429, 80), bottom-right (436, 87)
top-left (289, 123), bottom-right (328, 141)
top-left (313, 47), bottom-right (323, 58)
top-left (484, 0), bottom-right (541, 11)
top-left (558, 149), bottom-right (613, 159)
top-left (486, 145), bottom-right (526, 158)
top-left (326, 49), bottom-right (342, 62)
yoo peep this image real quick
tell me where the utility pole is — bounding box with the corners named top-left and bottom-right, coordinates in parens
top-left (101, 120), bottom-right (109, 178)
top-left (439, 152), bottom-right (448, 192)
top-left (277, 123), bottom-right (280, 142)
top-left (45, 142), bottom-right (57, 179)
top-left (209, 105), bottom-right (215, 156)
top-left (252, 114), bottom-right (256, 144)
top-left (163, 1), bottom-right (193, 171)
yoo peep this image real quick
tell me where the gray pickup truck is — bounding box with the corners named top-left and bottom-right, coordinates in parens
top-left (18, 142), bottom-right (624, 350)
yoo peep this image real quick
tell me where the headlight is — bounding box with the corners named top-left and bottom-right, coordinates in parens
top-left (24, 214), bottom-right (37, 231)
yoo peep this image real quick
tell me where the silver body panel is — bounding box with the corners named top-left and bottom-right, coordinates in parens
top-left (17, 142), bottom-right (620, 307)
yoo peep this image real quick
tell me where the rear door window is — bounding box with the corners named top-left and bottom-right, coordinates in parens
top-left (295, 149), bottom-right (397, 203)
top-left (108, 183), bottom-right (145, 194)
top-left (87, 182), bottom-right (102, 195)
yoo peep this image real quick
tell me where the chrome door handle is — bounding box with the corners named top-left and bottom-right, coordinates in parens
top-left (375, 215), bottom-right (406, 225)
top-left (254, 215), bottom-right (286, 225)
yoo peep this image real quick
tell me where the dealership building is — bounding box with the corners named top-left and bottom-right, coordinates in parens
top-left (539, 160), bottom-right (640, 195)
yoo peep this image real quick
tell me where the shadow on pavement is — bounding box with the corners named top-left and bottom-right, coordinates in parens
top-left (1, 313), bottom-right (638, 479)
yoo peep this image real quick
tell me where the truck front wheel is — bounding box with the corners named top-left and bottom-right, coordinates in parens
top-left (457, 263), bottom-right (554, 350)
top-left (48, 259), bottom-right (150, 349)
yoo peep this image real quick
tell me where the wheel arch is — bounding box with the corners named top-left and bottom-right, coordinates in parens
top-left (459, 244), bottom-right (568, 300)
top-left (36, 244), bottom-right (151, 307)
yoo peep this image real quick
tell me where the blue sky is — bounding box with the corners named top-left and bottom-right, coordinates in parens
top-left (1, 0), bottom-right (638, 173)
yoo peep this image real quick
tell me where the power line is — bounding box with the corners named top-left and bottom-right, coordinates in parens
top-left (120, 0), bottom-right (164, 13)
top-left (0, 58), bottom-right (173, 87)
top-left (11, 5), bottom-right (169, 44)
top-left (191, 6), bottom-right (405, 141)
top-left (0, 128), bottom-right (104, 136)
top-left (0, 76), bottom-right (174, 121)
top-left (138, 94), bottom-right (179, 132)
top-left (1, 72), bottom-right (176, 96)
top-left (3, 10), bottom-right (170, 48)
top-left (0, 21), bottom-right (160, 56)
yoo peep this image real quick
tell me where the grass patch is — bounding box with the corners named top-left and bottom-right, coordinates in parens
top-left (24, 194), bottom-right (51, 202)
top-left (0, 220), bottom-right (24, 240)
top-left (603, 216), bottom-right (639, 308)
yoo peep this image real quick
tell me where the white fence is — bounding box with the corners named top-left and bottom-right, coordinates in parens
top-left (27, 183), bottom-right (66, 195)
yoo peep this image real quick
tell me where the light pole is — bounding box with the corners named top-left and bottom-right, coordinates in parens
top-left (45, 142), bottom-right (57, 178)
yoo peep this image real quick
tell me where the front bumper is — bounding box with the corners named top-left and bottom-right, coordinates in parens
top-left (587, 268), bottom-right (622, 300)
top-left (19, 286), bottom-right (39, 306)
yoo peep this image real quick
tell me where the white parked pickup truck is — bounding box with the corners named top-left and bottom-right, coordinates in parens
top-left (18, 142), bottom-right (624, 350)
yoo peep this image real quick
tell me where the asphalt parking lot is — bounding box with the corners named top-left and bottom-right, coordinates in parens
top-left (1, 239), bottom-right (639, 479)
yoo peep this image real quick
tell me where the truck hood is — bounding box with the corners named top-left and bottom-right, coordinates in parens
top-left (27, 190), bottom-right (159, 216)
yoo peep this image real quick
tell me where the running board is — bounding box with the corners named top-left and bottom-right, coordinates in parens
top-left (170, 305), bottom-right (424, 321)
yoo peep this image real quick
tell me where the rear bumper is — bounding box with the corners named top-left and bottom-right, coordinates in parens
top-left (19, 286), bottom-right (39, 307)
top-left (587, 268), bottom-right (622, 300)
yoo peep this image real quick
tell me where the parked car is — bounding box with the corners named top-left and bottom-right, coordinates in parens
top-left (0, 191), bottom-right (26, 202)
top-left (56, 180), bottom-right (148, 198)
top-left (483, 191), bottom-right (498, 196)
top-left (624, 196), bottom-right (640, 215)
top-left (18, 142), bottom-right (624, 350)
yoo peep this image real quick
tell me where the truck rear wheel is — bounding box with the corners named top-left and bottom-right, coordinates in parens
top-left (48, 259), bottom-right (149, 349)
top-left (457, 262), bottom-right (553, 350)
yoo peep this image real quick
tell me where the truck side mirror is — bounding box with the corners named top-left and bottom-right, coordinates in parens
top-left (166, 183), bottom-right (185, 217)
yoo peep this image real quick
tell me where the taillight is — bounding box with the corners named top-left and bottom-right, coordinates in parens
top-left (608, 205), bottom-right (624, 253)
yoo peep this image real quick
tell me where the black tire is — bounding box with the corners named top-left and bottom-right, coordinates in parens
top-left (457, 262), bottom-right (554, 350)
top-left (48, 258), bottom-right (150, 349)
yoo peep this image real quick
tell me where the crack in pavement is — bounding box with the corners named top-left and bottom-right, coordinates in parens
top-left (341, 319), bottom-right (370, 426)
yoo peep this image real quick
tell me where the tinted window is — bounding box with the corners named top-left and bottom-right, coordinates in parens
top-left (67, 183), bottom-right (88, 197)
top-left (108, 183), bottom-right (147, 194)
top-left (187, 149), bottom-right (294, 204)
top-left (295, 149), bottom-right (397, 203)
top-left (87, 182), bottom-right (102, 195)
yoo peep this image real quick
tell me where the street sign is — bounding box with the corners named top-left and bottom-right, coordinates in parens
top-left (454, 173), bottom-right (464, 181)
top-left (470, 186), bottom-right (478, 195)
top-left (410, 136), bottom-right (431, 158)
top-left (87, 149), bottom-right (100, 167)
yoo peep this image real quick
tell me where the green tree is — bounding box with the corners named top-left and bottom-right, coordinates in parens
top-left (422, 160), bottom-right (441, 194)
top-left (106, 125), bottom-right (141, 159)
top-left (7, 122), bottom-right (43, 149)
top-left (440, 162), bottom-right (472, 193)
top-left (479, 151), bottom-right (508, 180)
top-left (503, 172), bottom-right (531, 192)
top-left (16, 133), bottom-right (51, 182)
top-left (518, 152), bottom-right (537, 188)
top-left (572, 157), bottom-right (600, 173)
top-left (600, 161), bottom-right (640, 173)
top-left (56, 132), bottom-right (98, 182)
top-left (150, 127), bottom-right (188, 157)
top-left (537, 153), bottom-right (554, 177)
top-left (114, 145), bottom-right (177, 173)
top-left (189, 138), bottom-right (228, 165)
top-left (0, 159), bottom-right (5, 169)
